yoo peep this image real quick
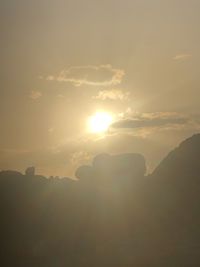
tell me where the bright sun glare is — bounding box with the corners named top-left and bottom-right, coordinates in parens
top-left (88, 111), bottom-right (113, 133)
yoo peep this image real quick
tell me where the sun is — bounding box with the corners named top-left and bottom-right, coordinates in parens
top-left (88, 111), bottom-right (113, 133)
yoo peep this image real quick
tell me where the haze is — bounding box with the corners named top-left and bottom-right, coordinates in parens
top-left (1, 0), bottom-right (200, 177)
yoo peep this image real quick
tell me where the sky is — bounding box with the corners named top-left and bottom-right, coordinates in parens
top-left (1, 0), bottom-right (200, 177)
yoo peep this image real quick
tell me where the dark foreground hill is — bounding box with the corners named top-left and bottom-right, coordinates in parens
top-left (0, 134), bottom-right (200, 266)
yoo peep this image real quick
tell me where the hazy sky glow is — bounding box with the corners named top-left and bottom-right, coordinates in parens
top-left (1, 0), bottom-right (200, 177)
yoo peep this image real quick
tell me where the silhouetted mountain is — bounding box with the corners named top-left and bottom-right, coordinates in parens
top-left (151, 134), bottom-right (200, 207)
top-left (152, 133), bottom-right (200, 179)
top-left (0, 135), bottom-right (200, 266)
top-left (148, 134), bottom-right (200, 266)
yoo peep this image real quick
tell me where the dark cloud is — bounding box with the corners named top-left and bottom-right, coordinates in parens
top-left (111, 116), bottom-right (189, 129)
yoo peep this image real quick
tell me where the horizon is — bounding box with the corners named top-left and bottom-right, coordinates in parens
top-left (0, 132), bottom-right (199, 179)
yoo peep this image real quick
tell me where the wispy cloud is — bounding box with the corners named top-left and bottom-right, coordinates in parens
top-left (70, 151), bottom-right (92, 166)
top-left (93, 89), bottom-right (130, 101)
top-left (48, 128), bottom-right (54, 134)
top-left (46, 65), bottom-right (125, 87)
top-left (173, 54), bottom-right (192, 60)
top-left (29, 90), bottom-right (42, 100)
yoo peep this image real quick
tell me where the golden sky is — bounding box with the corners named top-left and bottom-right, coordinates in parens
top-left (1, 0), bottom-right (200, 177)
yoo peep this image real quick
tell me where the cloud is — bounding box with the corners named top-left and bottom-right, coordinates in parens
top-left (70, 151), bottom-right (92, 166)
top-left (173, 54), bottom-right (192, 60)
top-left (57, 94), bottom-right (65, 98)
top-left (29, 90), bottom-right (42, 100)
top-left (46, 65), bottom-right (125, 87)
top-left (93, 89), bottom-right (130, 101)
top-left (111, 112), bottom-right (190, 130)
top-left (48, 128), bottom-right (54, 133)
